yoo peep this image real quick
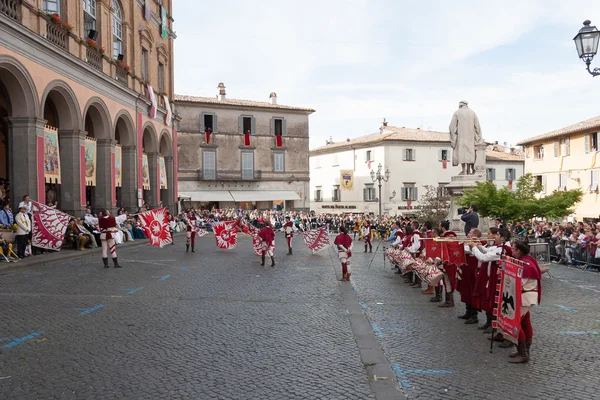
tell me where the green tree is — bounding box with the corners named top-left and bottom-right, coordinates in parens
top-left (416, 185), bottom-right (451, 226)
top-left (459, 173), bottom-right (582, 222)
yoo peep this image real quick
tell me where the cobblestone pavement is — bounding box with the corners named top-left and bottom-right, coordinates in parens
top-left (1, 235), bottom-right (599, 399)
top-left (0, 236), bottom-right (387, 400)
top-left (349, 238), bottom-right (600, 399)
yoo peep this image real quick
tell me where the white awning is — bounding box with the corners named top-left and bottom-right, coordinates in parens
top-left (229, 190), bottom-right (301, 202)
top-left (178, 191), bottom-right (235, 202)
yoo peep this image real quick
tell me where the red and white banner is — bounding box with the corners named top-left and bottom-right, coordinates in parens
top-left (196, 229), bottom-right (209, 238)
top-left (138, 207), bottom-right (172, 247)
top-left (31, 201), bottom-right (70, 251)
top-left (494, 256), bottom-right (523, 343)
top-left (213, 221), bottom-right (239, 249)
top-left (302, 226), bottom-right (331, 254)
top-left (239, 220), bottom-right (261, 256)
top-left (425, 240), bottom-right (442, 259)
top-left (441, 241), bottom-right (465, 266)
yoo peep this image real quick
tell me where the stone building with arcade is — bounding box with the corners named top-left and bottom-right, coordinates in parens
top-left (0, 0), bottom-right (178, 216)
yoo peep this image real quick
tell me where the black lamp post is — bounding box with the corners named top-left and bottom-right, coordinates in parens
top-left (370, 163), bottom-right (390, 219)
top-left (574, 20), bottom-right (600, 76)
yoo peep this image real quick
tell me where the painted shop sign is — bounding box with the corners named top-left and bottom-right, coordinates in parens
top-left (321, 205), bottom-right (357, 209)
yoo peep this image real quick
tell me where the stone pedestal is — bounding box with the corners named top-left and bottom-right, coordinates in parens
top-left (444, 144), bottom-right (489, 235)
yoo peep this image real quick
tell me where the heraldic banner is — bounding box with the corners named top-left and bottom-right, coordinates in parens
top-left (142, 153), bottom-right (151, 190)
top-left (44, 126), bottom-right (61, 184)
top-left (115, 145), bottom-right (122, 187)
top-left (213, 220), bottom-right (239, 249)
top-left (302, 226), bottom-right (331, 254)
top-left (84, 137), bottom-right (97, 187)
top-left (340, 170), bottom-right (353, 191)
top-left (138, 207), bottom-right (172, 247)
top-left (494, 256), bottom-right (523, 343)
top-left (425, 240), bottom-right (442, 259)
top-left (239, 220), bottom-right (261, 256)
top-left (31, 201), bottom-right (70, 251)
top-left (158, 156), bottom-right (167, 189)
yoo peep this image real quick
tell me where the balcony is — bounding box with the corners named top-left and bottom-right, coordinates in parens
top-left (45, 22), bottom-right (68, 50)
top-left (86, 46), bottom-right (102, 71)
top-left (197, 170), bottom-right (262, 181)
top-left (0, 0), bottom-right (21, 22)
top-left (115, 66), bottom-right (129, 86)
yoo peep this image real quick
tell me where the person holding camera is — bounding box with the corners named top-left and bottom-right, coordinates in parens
top-left (461, 204), bottom-right (479, 236)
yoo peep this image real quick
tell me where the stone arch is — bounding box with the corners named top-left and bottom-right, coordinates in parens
top-left (40, 80), bottom-right (82, 130)
top-left (142, 121), bottom-right (158, 153)
top-left (82, 96), bottom-right (112, 139)
top-left (158, 129), bottom-right (172, 157)
top-left (0, 55), bottom-right (39, 117)
top-left (113, 110), bottom-right (136, 146)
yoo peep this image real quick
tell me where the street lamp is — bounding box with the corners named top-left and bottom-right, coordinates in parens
top-left (370, 163), bottom-right (390, 218)
top-left (574, 20), bottom-right (600, 76)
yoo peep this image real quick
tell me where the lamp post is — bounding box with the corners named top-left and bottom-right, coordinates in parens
top-left (370, 163), bottom-right (390, 219)
top-left (574, 20), bottom-right (600, 76)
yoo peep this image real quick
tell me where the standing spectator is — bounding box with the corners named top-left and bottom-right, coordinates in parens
top-left (460, 204), bottom-right (479, 236)
top-left (18, 194), bottom-right (32, 215)
top-left (15, 205), bottom-right (30, 258)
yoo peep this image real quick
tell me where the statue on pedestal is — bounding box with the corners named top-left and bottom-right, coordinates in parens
top-left (449, 100), bottom-right (484, 175)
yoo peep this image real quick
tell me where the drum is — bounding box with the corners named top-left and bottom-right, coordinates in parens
top-left (412, 258), bottom-right (428, 280)
top-left (423, 264), bottom-right (444, 286)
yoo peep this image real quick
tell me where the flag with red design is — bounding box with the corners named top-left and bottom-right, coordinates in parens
top-left (239, 220), bottom-right (262, 256)
top-left (425, 240), bottom-right (442, 259)
top-left (213, 220), bottom-right (239, 249)
top-left (31, 201), bottom-right (70, 251)
top-left (441, 241), bottom-right (465, 265)
top-left (196, 229), bottom-right (209, 238)
top-left (138, 207), bottom-right (172, 247)
top-left (302, 226), bottom-right (331, 254)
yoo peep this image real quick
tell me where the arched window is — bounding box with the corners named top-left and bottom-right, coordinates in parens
top-left (43, 0), bottom-right (60, 16)
top-left (112, 0), bottom-right (123, 60)
top-left (83, 0), bottom-right (97, 38)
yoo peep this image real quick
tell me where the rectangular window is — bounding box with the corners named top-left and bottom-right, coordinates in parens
top-left (505, 168), bottom-right (516, 181)
top-left (314, 187), bottom-right (323, 202)
top-left (585, 132), bottom-right (599, 153)
top-left (83, 0), bottom-right (97, 38)
top-left (332, 155), bottom-right (339, 166)
top-left (243, 117), bottom-right (252, 135)
top-left (591, 169), bottom-right (599, 192)
top-left (365, 150), bottom-right (371, 162)
top-left (438, 149), bottom-right (448, 161)
top-left (534, 145), bottom-right (544, 160)
top-left (241, 152), bottom-right (254, 180)
top-left (559, 172), bottom-right (567, 190)
top-left (560, 138), bottom-right (570, 156)
top-left (400, 184), bottom-right (418, 201)
top-left (44, 0), bottom-right (60, 14)
top-left (274, 152), bottom-right (284, 172)
top-left (486, 168), bottom-right (496, 181)
top-left (332, 185), bottom-right (341, 202)
top-left (274, 119), bottom-right (283, 136)
top-left (141, 48), bottom-right (148, 81)
top-left (314, 157), bottom-right (321, 169)
top-left (203, 114), bottom-right (214, 132)
top-left (593, 132), bottom-right (599, 152)
top-left (534, 175), bottom-right (546, 194)
top-left (203, 150), bottom-right (216, 180)
top-left (403, 148), bottom-right (415, 161)
top-left (363, 185), bottom-right (376, 202)
top-left (158, 63), bottom-right (164, 93)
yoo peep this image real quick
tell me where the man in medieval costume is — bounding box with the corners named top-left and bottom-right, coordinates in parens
top-left (86, 210), bottom-right (128, 268)
top-left (449, 100), bottom-right (483, 175)
top-left (258, 220), bottom-right (276, 267)
top-left (185, 210), bottom-right (197, 253)
top-left (283, 215), bottom-right (295, 255)
top-left (362, 220), bottom-right (373, 253)
top-left (334, 226), bottom-right (353, 281)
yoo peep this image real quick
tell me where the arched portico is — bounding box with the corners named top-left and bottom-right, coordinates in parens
top-left (159, 129), bottom-right (174, 210)
top-left (142, 122), bottom-right (159, 208)
top-left (114, 110), bottom-right (137, 211)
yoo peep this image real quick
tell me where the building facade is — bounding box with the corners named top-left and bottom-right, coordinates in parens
top-left (485, 143), bottom-right (525, 190)
top-left (174, 87), bottom-right (314, 211)
top-left (518, 116), bottom-right (600, 220)
top-left (309, 125), bottom-right (524, 216)
top-left (0, 0), bottom-right (177, 216)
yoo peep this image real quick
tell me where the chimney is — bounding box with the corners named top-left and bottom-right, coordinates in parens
top-left (217, 82), bottom-right (226, 101)
top-left (382, 118), bottom-right (388, 127)
top-left (269, 92), bottom-right (278, 105)
top-left (346, 138), bottom-right (350, 142)
top-left (510, 147), bottom-right (516, 155)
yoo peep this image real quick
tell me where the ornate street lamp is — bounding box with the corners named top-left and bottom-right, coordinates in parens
top-left (370, 163), bottom-right (390, 218)
top-left (574, 20), bottom-right (600, 76)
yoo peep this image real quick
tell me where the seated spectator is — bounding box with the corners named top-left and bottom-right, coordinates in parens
top-left (76, 218), bottom-right (97, 248)
top-left (0, 203), bottom-right (14, 227)
top-left (65, 218), bottom-right (88, 251)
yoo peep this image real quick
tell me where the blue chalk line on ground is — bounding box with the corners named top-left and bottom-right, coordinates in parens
top-left (1, 331), bottom-right (44, 349)
top-left (74, 304), bottom-right (104, 315)
top-left (560, 331), bottom-right (599, 335)
top-left (371, 323), bottom-right (407, 339)
top-left (392, 362), bottom-right (453, 389)
top-left (121, 287), bottom-right (144, 295)
top-left (555, 304), bottom-right (577, 312)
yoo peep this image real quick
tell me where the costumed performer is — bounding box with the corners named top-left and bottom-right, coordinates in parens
top-left (334, 226), bottom-right (353, 281)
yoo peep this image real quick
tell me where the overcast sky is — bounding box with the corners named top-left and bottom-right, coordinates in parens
top-left (173, 0), bottom-right (600, 149)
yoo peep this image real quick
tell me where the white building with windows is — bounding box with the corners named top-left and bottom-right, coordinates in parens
top-left (309, 125), bottom-right (524, 215)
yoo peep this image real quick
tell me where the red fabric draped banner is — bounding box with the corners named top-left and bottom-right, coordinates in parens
top-left (302, 226), bottom-right (331, 254)
top-left (213, 220), bottom-right (239, 249)
top-left (31, 201), bottom-right (70, 251)
top-left (138, 207), bottom-right (172, 248)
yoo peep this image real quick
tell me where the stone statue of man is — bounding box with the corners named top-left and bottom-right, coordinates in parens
top-left (449, 100), bottom-right (483, 175)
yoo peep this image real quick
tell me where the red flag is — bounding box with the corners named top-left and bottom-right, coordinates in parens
top-left (138, 207), bottom-right (172, 247)
top-left (213, 221), bottom-right (238, 249)
top-left (425, 240), bottom-right (442, 259)
top-left (275, 135), bottom-right (283, 148)
top-left (240, 220), bottom-right (262, 256)
top-left (302, 226), bottom-right (331, 254)
top-left (442, 159), bottom-right (448, 169)
top-left (494, 256), bottom-right (523, 343)
top-left (205, 130), bottom-right (211, 145)
top-left (508, 180), bottom-right (513, 190)
top-left (367, 160), bottom-right (371, 169)
top-left (31, 201), bottom-right (70, 251)
top-left (244, 133), bottom-right (251, 147)
top-left (442, 241), bottom-right (465, 266)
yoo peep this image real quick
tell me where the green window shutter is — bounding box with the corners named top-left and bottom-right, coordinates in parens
top-left (213, 114), bottom-right (218, 133)
top-left (282, 119), bottom-right (287, 136)
top-left (251, 117), bottom-right (256, 135)
top-left (238, 116), bottom-right (243, 134)
top-left (199, 112), bottom-right (205, 133)
top-left (270, 118), bottom-right (275, 136)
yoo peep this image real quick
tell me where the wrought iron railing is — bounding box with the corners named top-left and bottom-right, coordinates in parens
top-left (0, 0), bottom-right (20, 21)
top-left (46, 22), bottom-right (68, 50)
top-left (86, 47), bottom-right (102, 71)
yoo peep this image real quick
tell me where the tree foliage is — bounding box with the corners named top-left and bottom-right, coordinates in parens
top-left (416, 185), bottom-right (451, 226)
top-left (459, 173), bottom-right (582, 222)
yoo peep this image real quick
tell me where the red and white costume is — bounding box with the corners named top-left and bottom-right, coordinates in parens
top-left (334, 232), bottom-right (353, 279)
top-left (284, 220), bottom-right (295, 251)
top-left (258, 226), bottom-right (275, 257)
top-left (186, 214), bottom-right (198, 249)
top-left (86, 213), bottom-right (127, 264)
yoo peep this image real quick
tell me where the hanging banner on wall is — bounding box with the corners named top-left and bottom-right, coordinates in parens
top-left (158, 156), bottom-right (167, 189)
top-left (164, 95), bottom-right (172, 126)
top-left (161, 6), bottom-right (168, 39)
top-left (142, 153), bottom-right (151, 190)
top-left (115, 145), bottom-right (122, 187)
top-left (84, 137), bottom-right (97, 187)
top-left (43, 126), bottom-right (61, 184)
top-left (340, 170), bottom-right (354, 191)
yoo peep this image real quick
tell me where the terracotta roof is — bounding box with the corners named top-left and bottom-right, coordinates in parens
top-left (486, 149), bottom-right (524, 162)
top-left (173, 94), bottom-right (315, 113)
top-left (310, 126), bottom-right (449, 153)
top-left (517, 115), bottom-right (600, 145)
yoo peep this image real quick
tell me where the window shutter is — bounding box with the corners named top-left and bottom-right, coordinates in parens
top-left (401, 188), bottom-right (407, 201)
top-left (314, 191), bottom-right (317, 201)
top-left (554, 140), bottom-right (558, 157)
top-left (238, 116), bottom-right (243, 134)
top-left (413, 187), bottom-right (418, 201)
top-left (542, 175), bottom-right (547, 193)
top-left (412, 148), bottom-right (416, 160)
top-left (402, 149), bottom-right (407, 161)
top-left (585, 134), bottom-right (590, 154)
top-left (200, 112), bottom-right (205, 133)
top-left (505, 169), bottom-right (509, 181)
top-left (270, 118), bottom-right (275, 136)
top-left (438, 150), bottom-right (442, 161)
top-left (566, 137), bottom-right (570, 156)
top-left (592, 170), bottom-right (599, 191)
top-left (492, 169), bottom-right (496, 181)
top-left (282, 119), bottom-right (287, 136)
top-left (251, 117), bottom-right (256, 135)
top-left (213, 114), bottom-right (218, 133)
top-left (363, 188), bottom-right (368, 201)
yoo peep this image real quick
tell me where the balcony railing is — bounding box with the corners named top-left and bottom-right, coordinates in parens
top-left (0, 0), bottom-right (21, 21)
top-left (86, 47), bottom-right (102, 71)
top-left (45, 22), bottom-right (68, 51)
top-left (115, 66), bottom-right (129, 86)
